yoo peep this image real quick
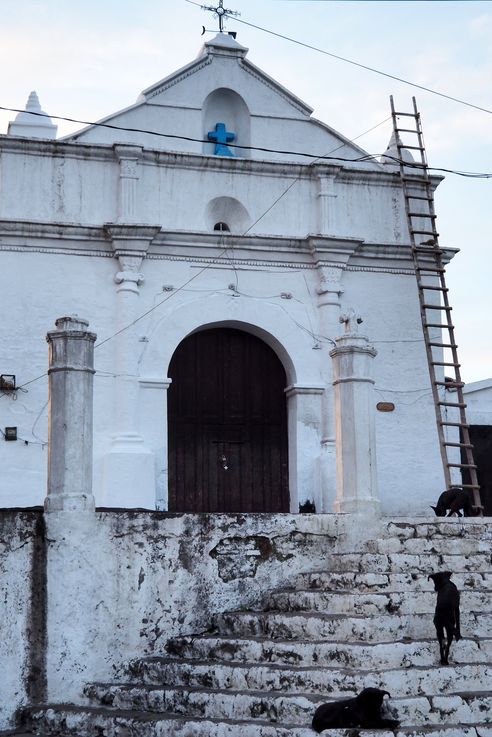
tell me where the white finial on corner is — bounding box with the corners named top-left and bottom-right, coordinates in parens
top-left (7, 90), bottom-right (57, 139)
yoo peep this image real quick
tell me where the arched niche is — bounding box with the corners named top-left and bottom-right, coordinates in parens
top-left (202, 87), bottom-right (251, 158)
top-left (206, 196), bottom-right (250, 234)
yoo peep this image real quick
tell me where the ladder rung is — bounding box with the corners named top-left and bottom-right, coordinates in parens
top-left (431, 361), bottom-right (460, 367)
top-left (408, 212), bottom-right (437, 218)
top-left (435, 380), bottom-right (464, 388)
top-left (460, 484), bottom-right (481, 489)
top-left (422, 304), bottom-right (452, 310)
top-left (424, 323), bottom-right (453, 328)
top-left (412, 230), bottom-right (438, 236)
top-left (443, 442), bottom-right (474, 448)
top-left (439, 421), bottom-right (469, 427)
top-left (417, 267), bottom-right (445, 274)
top-left (402, 145), bottom-right (425, 151)
top-left (407, 195), bottom-right (431, 201)
top-left (438, 401), bottom-right (466, 407)
top-left (448, 463), bottom-right (477, 469)
top-left (428, 342), bottom-right (455, 348)
top-left (420, 285), bottom-right (448, 292)
top-left (395, 127), bottom-right (419, 133)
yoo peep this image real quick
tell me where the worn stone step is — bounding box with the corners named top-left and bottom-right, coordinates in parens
top-left (265, 589), bottom-right (491, 616)
top-left (326, 552), bottom-right (492, 574)
top-left (163, 634), bottom-right (492, 669)
top-left (381, 519), bottom-right (492, 542)
top-left (371, 536), bottom-right (492, 556)
top-left (23, 704), bottom-right (314, 737)
top-left (23, 703), bottom-right (492, 737)
top-left (296, 570), bottom-right (492, 593)
top-left (85, 682), bottom-right (492, 728)
top-left (215, 609), bottom-right (492, 642)
top-left (130, 657), bottom-right (492, 699)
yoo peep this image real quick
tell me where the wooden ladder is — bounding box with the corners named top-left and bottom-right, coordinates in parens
top-left (389, 96), bottom-right (482, 514)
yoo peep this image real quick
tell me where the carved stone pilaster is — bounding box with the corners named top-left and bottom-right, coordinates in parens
top-left (317, 170), bottom-right (340, 235)
top-left (114, 145), bottom-right (143, 223)
top-left (102, 224), bottom-right (161, 508)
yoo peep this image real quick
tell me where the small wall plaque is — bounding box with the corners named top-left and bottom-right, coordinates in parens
top-left (377, 402), bottom-right (395, 412)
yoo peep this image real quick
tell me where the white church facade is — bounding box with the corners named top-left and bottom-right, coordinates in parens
top-left (0, 32), bottom-right (449, 516)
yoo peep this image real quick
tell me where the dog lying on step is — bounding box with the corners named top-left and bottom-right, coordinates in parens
top-left (431, 488), bottom-right (473, 517)
top-left (312, 687), bottom-right (399, 732)
top-left (428, 571), bottom-right (461, 665)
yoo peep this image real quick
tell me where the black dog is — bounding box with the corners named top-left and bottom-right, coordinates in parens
top-left (431, 488), bottom-right (473, 517)
top-left (428, 571), bottom-right (461, 665)
top-left (312, 687), bottom-right (399, 732)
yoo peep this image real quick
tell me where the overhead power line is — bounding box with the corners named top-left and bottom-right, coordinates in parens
top-left (184, 0), bottom-right (492, 116)
top-left (1, 105), bottom-right (491, 178)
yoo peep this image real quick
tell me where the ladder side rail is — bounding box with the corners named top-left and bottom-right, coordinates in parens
top-left (390, 96), bottom-right (482, 512)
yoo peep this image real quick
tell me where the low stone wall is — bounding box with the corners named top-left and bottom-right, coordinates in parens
top-left (0, 510), bottom-right (46, 730)
top-left (2, 509), bottom-right (347, 727)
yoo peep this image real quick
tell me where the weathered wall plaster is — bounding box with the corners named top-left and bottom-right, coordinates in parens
top-left (0, 510), bottom-right (46, 730)
top-left (1, 509), bottom-right (347, 726)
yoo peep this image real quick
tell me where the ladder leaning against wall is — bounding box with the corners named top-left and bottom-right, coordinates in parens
top-left (389, 96), bottom-right (482, 515)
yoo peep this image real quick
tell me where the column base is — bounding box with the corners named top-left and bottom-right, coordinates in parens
top-left (102, 433), bottom-right (156, 508)
top-left (44, 493), bottom-right (95, 513)
top-left (335, 496), bottom-right (381, 517)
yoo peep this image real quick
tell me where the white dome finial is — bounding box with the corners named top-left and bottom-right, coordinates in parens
top-left (8, 90), bottom-right (57, 139)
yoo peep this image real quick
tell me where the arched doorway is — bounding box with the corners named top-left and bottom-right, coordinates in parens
top-left (168, 327), bottom-right (289, 512)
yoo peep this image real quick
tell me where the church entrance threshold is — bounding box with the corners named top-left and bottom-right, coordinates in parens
top-left (168, 327), bottom-right (289, 512)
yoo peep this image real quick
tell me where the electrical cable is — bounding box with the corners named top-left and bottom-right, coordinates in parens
top-left (1, 104), bottom-right (492, 178)
top-left (185, 0), bottom-right (492, 116)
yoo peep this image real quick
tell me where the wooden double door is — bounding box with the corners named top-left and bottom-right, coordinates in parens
top-left (168, 328), bottom-right (289, 512)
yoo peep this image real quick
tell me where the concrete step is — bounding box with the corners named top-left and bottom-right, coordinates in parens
top-left (22, 703), bottom-right (492, 737)
top-left (296, 570), bottom-right (492, 593)
top-left (130, 657), bottom-right (492, 699)
top-left (326, 552), bottom-right (492, 574)
top-left (163, 635), bottom-right (492, 669)
top-left (84, 682), bottom-right (492, 728)
top-left (214, 609), bottom-right (492, 642)
top-left (265, 589), bottom-right (491, 615)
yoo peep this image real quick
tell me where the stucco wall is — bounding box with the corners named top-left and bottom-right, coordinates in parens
top-left (0, 510), bottom-right (46, 730)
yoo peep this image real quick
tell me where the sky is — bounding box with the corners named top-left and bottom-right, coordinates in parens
top-left (1, 0), bottom-right (491, 383)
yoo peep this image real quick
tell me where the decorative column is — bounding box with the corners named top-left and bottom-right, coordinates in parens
top-left (317, 170), bottom-right (339, 236)
top-left (285, 384), bottom-right (325, 512)
top-left (44, 316), bottom-right (100, 704)
top-left (114, 144), bottom-right (143, 222)
top-left (330, 310), bottom-right (380, 516)
top-left (103, 224), bottom-right (161, 508)
top-left (45, 316), bottom-right (96, 512)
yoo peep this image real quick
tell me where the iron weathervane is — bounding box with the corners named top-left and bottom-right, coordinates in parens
top-left (200, 0), bottom-right (240, 33)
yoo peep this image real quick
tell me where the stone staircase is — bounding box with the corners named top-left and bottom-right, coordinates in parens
top-left (21, 518), bottom-right (492, 736)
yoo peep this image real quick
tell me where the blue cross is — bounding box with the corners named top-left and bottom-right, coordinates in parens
top-left (208, 122), bottom-right (236, 157)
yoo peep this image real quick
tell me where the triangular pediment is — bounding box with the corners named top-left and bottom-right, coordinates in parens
top-left (65, 33), bottom-right (373, 165)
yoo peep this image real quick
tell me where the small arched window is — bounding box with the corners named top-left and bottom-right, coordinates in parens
top-left (214, 221), bottom-right (230, 232)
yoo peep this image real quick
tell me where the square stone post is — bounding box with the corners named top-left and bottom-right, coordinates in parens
top-left (45, 316), bottom-right (96, 512)
top-left (44, 316), bottom-right (105, 703)
top-left (330, 310), bottom-right (380, 516)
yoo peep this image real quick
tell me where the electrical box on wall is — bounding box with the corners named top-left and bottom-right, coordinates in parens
top-left (4, 427), bottom-right (17, 441)
top-left (0, 375), bottom-right (16, 391)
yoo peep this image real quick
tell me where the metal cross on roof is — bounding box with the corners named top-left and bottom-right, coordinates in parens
top-left (200, 0), bottom-right (240, 33)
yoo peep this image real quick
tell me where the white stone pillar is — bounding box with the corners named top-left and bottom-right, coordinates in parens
top-left (44, 316), bottom-right (101, 703)
top-left (285, 384), bottom-right (324, 512)
top-left (315, 265), bottom-right (344, 512)
top-left (330, 310), bottom-right (380, 516)
top-left (45, 316), bottom-right (96, 513)
top-left (103, 224), bottom-right (161, 508)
